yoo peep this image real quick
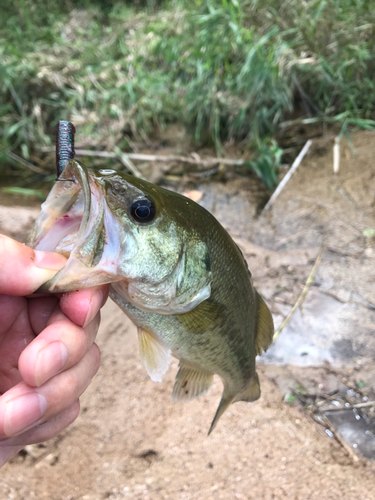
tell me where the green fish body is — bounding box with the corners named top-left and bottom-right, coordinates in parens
top-left (28, 160), bottom-right (274, 432)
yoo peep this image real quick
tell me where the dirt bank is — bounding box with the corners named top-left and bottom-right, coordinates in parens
top-left (1, 131), bottom-right (374, 499)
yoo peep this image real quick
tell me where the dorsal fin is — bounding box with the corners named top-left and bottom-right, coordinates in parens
top-left (235, 243), bottom-right (252, 280)
top-left (255, 291), bottom-right (274, 356)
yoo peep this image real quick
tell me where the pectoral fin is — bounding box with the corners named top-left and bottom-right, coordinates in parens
top-left (255, 292), bottom-right (274, 356)
top-left (138, 328), bottom-right (171, 382)
top-left (177, 299), bottom-right (225, 334)
top-left (172, 364), bottom-right (213, 401)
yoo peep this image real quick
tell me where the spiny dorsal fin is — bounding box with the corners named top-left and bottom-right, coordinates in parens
top-left (172, 364), bottom-right (213, 402)
top-left (138, 328), bottom-right (171, 382)
top-left (235, 243), bottom-right (252, 280)
top-left (177, 299), bottom-right (225, 334)
top-left (255, 292), bottom-right (274, 356)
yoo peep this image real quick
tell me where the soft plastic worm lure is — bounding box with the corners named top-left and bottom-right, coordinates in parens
top-left (56, 120), bottom-right (76, 178)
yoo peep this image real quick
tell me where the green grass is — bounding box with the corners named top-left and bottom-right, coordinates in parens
top-left (1, 0), bottom-right (375, 189)
top-left (1, 186), bottom-right (46, 200)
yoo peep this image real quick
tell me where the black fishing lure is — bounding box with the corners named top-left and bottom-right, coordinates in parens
top-left (56, 120), bottom-right (76, 177)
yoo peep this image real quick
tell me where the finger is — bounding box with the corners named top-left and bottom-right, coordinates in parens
top-left (0, 443), bottom-right (23, 468)
top-left (28, 285), bottom-right (108, 335)
top-left (0, 235), bottom-right (67, 296)
top-left (0, 400), bottom-right (80, 448)
top-left (0, 344), bottom-right (100, 438)
top-left (0, 294), bottom-right (27, 335)
top-left (0, 401), bottom-right (80, 468)
top-left (28, 295), bottom-right (60, 335)
top-left (0, 295), bottom-right (35, 391)
top-left (60, 285), bottom-right (109, 327)
top-left (19, 307), bottom-right (101, 387)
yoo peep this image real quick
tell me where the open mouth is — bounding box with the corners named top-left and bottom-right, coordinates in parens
top-left (29, 162), bottom-right (86, 256)
top-left (28, 160), bottom-right (123, 293)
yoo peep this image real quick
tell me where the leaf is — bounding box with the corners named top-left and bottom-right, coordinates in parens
top-left (363, 228), bottom-right (375, 238)
top-left (356, 380), bottom-right (366, 389)
top-left (245, 139), bottom-right (282, 190)
top-left (294, 383), bottom-right (307, 395)
top-left (2, 187), bottom-right (46, 201)
top-left (284, 393), bottom-right (296, 404)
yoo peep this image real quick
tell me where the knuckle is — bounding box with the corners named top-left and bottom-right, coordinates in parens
top-left (66, 400), bottom-right (81, 425)
top-left (90, 343), bottom-right (101, 372)
top-left (83, 314), bottom-right (100, 344)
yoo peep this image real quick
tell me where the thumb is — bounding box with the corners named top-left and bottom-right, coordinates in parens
top-left (0, 235), bottom-right (67, 296)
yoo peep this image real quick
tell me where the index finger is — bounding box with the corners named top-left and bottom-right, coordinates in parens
top-left (0, 235), bottom-right (67, 296)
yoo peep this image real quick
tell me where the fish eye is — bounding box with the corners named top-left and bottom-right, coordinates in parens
top-left (130, 198), bottom-right (156, 223)
top-left (113, 182), bottom-right (125, 193)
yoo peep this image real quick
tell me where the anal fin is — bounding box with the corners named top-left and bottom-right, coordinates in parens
top-left (172, 364), bottom-right (213, 402)
top-left (255, 291), bottom-right (274, 356)
top-left (138, 328), bottom-right (171, 383)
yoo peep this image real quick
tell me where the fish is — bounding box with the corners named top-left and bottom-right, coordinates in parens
top-left (27, 159), bottom-right (274, 433)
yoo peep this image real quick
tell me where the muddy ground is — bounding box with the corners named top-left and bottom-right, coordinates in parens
top-left (0, 131), bottom-right (375, 499)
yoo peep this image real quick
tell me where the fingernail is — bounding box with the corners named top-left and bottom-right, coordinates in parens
top-left (34, 250), bottom-right (67, 270)
top-left (83, 289), bottom-right (104, 328)
top-left (35, 341), bottom-right (69, 387)
top-left (4, 393), bottom-right (47, 437)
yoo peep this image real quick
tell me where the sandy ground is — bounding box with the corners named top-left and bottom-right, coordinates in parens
top-left (0, 131), bottom-right (374, 499)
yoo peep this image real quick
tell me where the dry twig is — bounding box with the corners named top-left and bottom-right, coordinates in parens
top-left (262, 139), bottom-right (313, 213)
top-left (314, 394), bottom-right (341, 408)
top-left (322, 368), bottom-right (369, 397)
top-left (321, 401), bottom-right (375, 412)
top-left (40, 147), bottom-right (249, 168)
top-left (273, 241), bottom-right (326, 342)
top-left (112, 147), bottom-right (145, 179)
top-left (333, 136), bottom-right (340, 173)
top-left (6, 150), bottom-right (43, 173)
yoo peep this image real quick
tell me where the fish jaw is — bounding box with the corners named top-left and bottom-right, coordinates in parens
top-left (27, 161), bottom-right (132, 292)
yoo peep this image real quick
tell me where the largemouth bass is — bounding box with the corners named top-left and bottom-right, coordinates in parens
top-left (28, 160), bottom-right (274, 433)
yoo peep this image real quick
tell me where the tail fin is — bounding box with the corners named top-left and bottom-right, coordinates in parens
top-left (234, 372), bottom-right (261, 403)
top-left (208, 374), bottom-right (261, 435)
top-left (208, 393), bottom-right (234, 435)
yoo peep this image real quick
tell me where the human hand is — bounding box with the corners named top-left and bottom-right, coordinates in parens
top-left (0, 235), bottom-right (108, 467)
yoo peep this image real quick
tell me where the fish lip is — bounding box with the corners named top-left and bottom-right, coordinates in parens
top-left (28, 160), bottom-right (106, 292)
top-left (69, 161), bottom-right (92, 242)
top-left (27, 159), bottom-right (90, 249)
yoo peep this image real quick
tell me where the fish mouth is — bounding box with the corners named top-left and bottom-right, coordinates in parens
top-left (28, 160), bottom-right (124, 293)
